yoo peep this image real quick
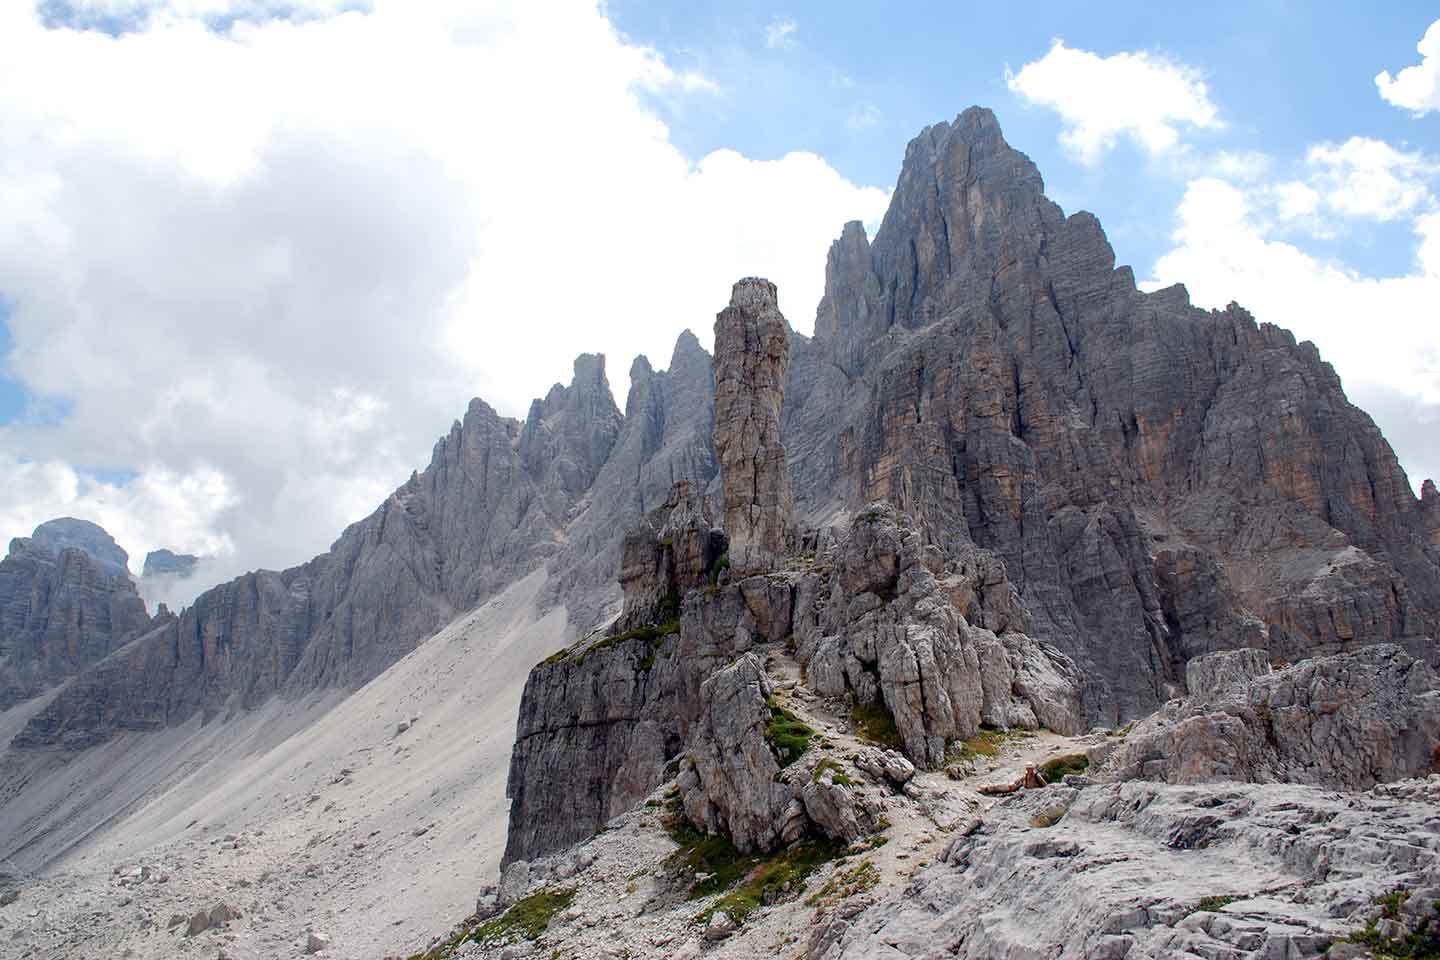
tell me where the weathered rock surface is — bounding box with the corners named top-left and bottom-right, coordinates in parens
top-left (817, 777), bottom-right (1440, 960)
top-left (615, 480), bottom-right (723, 631)
top-left (713, 277), bottom-right (794, 576)
top-left (795, 503), bottom-right (1082, 766)
top-left (139, 548), bottom-right (199, 580)
top-left (677, 653), bottom-right (794, 851)
top-left (784, 106), bottom-right (1440, 725)
top-left (1094, 644), bottom-right (1440, 789)
top-left (0, 523), bottom-right (152, 710)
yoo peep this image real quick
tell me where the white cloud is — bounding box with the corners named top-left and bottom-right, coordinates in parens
top-left (1144, 177), bottom-right (1440, 487)
top-left (0, 0), bottom-right (888, 603)
top-left (1376, 18), bottom-right (1440, 115)
top-left (1270, 180), bottom-right (1322, 221)
top-left (1305, 137), bottom-right (1435, 221)
top-left (1006, 40), bottom-right (1221, 165)
top-left (764, 15), bottom-right (796, 50)
top-left (1209, 150), bottom-right (1271, 181)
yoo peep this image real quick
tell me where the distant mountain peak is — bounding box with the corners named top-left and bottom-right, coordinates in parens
top-left (30, 517), bottom-right (130, 579)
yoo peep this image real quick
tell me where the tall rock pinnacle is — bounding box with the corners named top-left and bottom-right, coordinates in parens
top-left (713, 277), bottom-right (793, 575)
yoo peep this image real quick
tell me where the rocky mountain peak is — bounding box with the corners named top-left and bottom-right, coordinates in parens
top-left (30, 517), bottom-right (130, 579)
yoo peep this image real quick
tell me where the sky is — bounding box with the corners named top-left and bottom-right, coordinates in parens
top-left (0, 0), bottom-right (1437, 608)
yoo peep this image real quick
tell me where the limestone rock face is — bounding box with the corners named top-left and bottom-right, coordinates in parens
top-left (677, 653), bottom-right (793, 852)
top-left (795, 503), bottom-right (1082, 766)
top-left (818, 777), bottom-right (1440, 960)
top-left (1095, 645), bottom-right (1440, 789)
top-left (542, 331), bottom-right (718, 630)
top-left (0, 525), bottom-right (151, 710)
top-left (615, 480), bottom-right (724, 631)
top-left (785, 106), bottom-right (1440, 725)
top-left (713, 278), bottom-right (794, 576)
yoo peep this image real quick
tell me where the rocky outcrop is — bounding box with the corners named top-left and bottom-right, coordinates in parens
top-left (795, 503), bottom-right (1082, 766)
top-left (542, 330), bottom-right (718, 630)
top-left (677, 653), bottom-right (797, 852)
top-left (140, 549), bottom-right (198, 580)
top-left (815, 776), bottom-right (1440, 960)
top-left (615, 480), bottom-right (723, 631)
top-left (0, 524), bottom-right (152, 710)
top-left (714, 278), bottom-right (794, 576)
top-left (1093, 645), bottom-right (1440, 789)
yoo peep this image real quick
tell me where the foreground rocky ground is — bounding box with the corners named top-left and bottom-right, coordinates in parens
top-left (407, 641), bottom-right (1440, 960)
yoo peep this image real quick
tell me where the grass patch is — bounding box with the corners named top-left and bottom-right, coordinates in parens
top-left (765, 702), bottom-right (814, 768)
top-left (812, 757), bottom-right (853, 786)
top-left (405, 888), bottom-right (576, 959)
top-left (806, 860), bottom-right (880, 908)
top-left (952, 729), bottom-right (1008, 762)
top-left (709, 553), bottom-right (729, 585)
top-left (1195, 895), bottom-right (1239, 913)
top-left (1039, 753), bottom-right (1090, 782)
top-left (850, 700), bottom-right (902, 750)
top-left (693, 838), bottom-right (849, 928)
top-left (1340, 889), bottom-right (1440, 959)
top-left (471, 887), bottom-right (576, 944)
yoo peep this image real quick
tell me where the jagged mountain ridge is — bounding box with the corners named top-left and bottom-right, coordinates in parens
top-left (6, 104), bottom-right (1438, 756)
top-left (786, 106), bottom-right (1439, 721)
top-left (10, 353), bottom-right (675, 749)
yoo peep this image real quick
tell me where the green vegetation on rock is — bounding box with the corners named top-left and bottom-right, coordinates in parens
top-left (765, 701), bottom-right (814, 767)
top-left (404, 887), bottom-right (576, 959)
top-left (850, 699), bottom-right (902, 750)
top-left (692, 837), bottom-right (850, 927)
top-left (1340, 889), bottom-right (1440, 959)
top-left (1039, 753), bottom-right (1089, 781)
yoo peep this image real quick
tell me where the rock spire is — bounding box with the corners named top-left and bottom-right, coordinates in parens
top-left (712, 277), bottom-right (794, 576)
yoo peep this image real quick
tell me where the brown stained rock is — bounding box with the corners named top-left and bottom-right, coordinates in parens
top-left (712, 277), bottom-right (794, 577)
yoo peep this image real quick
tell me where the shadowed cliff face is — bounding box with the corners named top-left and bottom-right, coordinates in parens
top-left (8, 106), bottom-right (1439, 750)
